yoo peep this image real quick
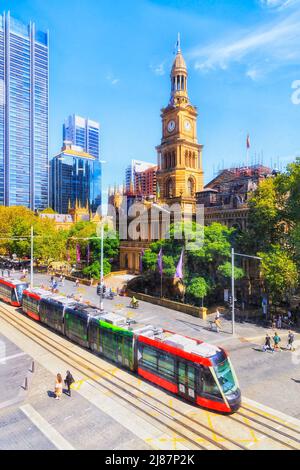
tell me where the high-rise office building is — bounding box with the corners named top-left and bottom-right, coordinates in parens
top-left (0, 12), bottom-right (49, 210)
top-left (50, 142), bottom-right (101, 214)
top-left (125, 160), bottom-right (156, 192)
top-left (63, 115), bottom-right (100, 159)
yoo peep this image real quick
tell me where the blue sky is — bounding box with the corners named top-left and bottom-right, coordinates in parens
top-left (3, 0), bottom-right (300, 192)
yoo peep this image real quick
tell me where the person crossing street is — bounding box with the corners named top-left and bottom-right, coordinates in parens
top-left (286, 331), bottom-right (295, 352)
top-left (273, 332), bottom-right (282, 352)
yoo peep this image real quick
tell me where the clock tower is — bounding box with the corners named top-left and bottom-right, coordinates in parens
top-left (156, 36), bottom-right (204, 212)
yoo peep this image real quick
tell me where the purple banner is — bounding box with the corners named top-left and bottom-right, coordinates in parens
top-left (76, 244), bottom-right (81, 263)
top-left (157, 248), bottom-right (163, 276)
top-left (175, 249), bottom-right (184, 280)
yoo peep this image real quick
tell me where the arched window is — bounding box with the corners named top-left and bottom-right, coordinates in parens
top-left (185, 150), bottom-right (189, 167)
top-left (166, 178), bottom-right (174, 198)
top-left (187, 178), bottom-right (195, 197)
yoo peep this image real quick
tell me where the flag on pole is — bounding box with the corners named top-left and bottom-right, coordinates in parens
top-left (246, 134), bottom-right (251, 149)
top-left (157, 248), bottom-right (163, 275)
top-left (140, 249), bottom-right (145, 273)
top-left (175, 249), bottom-right (184, 280)
top-left (76, 244), bottom-right (81, 263)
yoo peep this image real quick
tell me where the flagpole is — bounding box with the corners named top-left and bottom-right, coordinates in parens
top-left (161, 272), bottom-right (163, 299)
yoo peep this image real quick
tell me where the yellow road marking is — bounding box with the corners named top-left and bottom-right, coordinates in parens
top-left (242, 415), bottom-right (259, 444)
top-left (243, 403), bottom-right (300, 431)
top-left (206, 411), bottom-right (221, 443)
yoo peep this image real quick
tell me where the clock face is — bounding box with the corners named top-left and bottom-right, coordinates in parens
top-left (184, 120), bottom-right (192, 132)
top-left (167, 120), bottom-right (176, 133)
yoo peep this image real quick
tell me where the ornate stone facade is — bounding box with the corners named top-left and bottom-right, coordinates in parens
top-left (197, 165), bottom-right (273, 230)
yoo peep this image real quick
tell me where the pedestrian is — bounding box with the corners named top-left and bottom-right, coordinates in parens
top-left (273, 332), bottom-right (281, 351)
top-left (277, 315), bottom-right (282, 329)
top-left (79, 294), bottom-right (83, 303)
top-left (62, 276), bottom-right (65, 287)
top-left (59, 275), bottom-right (63, 285)
top-left (214, 315), bottom-right (222, 333)
top-left (64, 371), bottom-right (75, 397)
top-left (75, 279), bottom-right (79, 288)
top-left (286, 331), bottom-right (295, 352)
top-left (55, 374), bottom-right (63, 400)
top-left (263, 334), bottom-right (274, 352)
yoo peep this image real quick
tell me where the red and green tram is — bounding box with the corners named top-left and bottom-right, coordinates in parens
top-left (0, 277), bottom-right (28, 307)
top-left (137, 331), bottom-right (241, 413)
top-left (19, 293), bottom-right (241, 413)
top-left (22, 288), bottom-right (53, 321)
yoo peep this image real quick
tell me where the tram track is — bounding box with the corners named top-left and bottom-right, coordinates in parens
top-left (0, 304), bottom-right (241, 451)
top-left (1, 304), bottom-right (299, 450)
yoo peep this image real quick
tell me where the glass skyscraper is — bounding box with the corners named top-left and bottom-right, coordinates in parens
top-left (50, 143), bottom-right (101, 214)
top-left (0, 12), bottom-right (49, 210)
top-left (63, 115), bottom-right (100, 160)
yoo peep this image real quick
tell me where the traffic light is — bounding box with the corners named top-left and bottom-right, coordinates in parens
top-left (97, 284), bottom-right (106, 296)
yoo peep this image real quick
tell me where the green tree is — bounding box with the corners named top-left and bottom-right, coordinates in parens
top-left (186, 277), bottom-right (210, 306)
top-left (83, 259), bottom-right (111, 279)
top-left (259, 246), bottom-right (298, 304)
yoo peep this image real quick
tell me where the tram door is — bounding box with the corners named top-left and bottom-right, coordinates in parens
top-left (177, 361), bottom-right (196, 402)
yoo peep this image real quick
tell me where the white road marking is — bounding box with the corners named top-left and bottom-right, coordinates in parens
top-left (20, 404), bottom-right (74, 450)
top-left (0, 352), bottom-right (27, 363)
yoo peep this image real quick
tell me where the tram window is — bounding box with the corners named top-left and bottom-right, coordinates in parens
top-left (11, 289), bottom-right (17, 303)
top-left (178, 362), bottom-right (186, 384)
top-left (142, 346), bottom-right (158, 371)
top-left (187, 366), bottom-right (195, 389)
top-left (214, 360), bottom-right (238, 394)
top-left (16, 284), bottom-right (26, 302)
top-left (202, 368), bottom-right (222, 398)
top-left (158, 352), bottom-right (175, 381)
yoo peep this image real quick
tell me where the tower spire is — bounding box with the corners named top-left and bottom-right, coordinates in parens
top-left (177, 32), bottom-right (181, 54)
top-left (170, 35), bottom-right (188, 106)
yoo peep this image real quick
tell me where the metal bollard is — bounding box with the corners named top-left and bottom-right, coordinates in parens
top-left (24, 377), bottom-right (28, 391)
top-left (31, 361), bottom-right (35, 373)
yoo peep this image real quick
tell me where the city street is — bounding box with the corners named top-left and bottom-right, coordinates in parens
top-left (28, 272), bottom-right (300, 419)
top-left (1, 300), bottom-right (300, 451)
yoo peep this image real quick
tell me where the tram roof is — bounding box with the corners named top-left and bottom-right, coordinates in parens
top-left (140, 329), bottom-right (221, 359)
top-left (0, 277), bottom-right (29, 287)
top-left (24, 288), bottom-right (54, 298)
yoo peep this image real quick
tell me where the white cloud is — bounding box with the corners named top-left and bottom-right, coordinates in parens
top-left (259, 0), bottom-right (299, 9)
top-left (246, 68), bottom-right (261, 81)
top-left (150, 61), bottom-right (166, 76)
top-left (191, 9), bottom-right (300, 78)
top-left (106, 74), bottom-right (120, 86)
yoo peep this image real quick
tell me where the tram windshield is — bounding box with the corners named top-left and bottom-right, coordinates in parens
top-left (15, 284), bottom-right (28, 302)
top-left (214, 359), bottom-right (238, 395)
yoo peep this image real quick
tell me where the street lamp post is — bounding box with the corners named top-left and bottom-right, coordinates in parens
top-left (99, 222), bottom-right (104, 311)
top-left (231, 249), bottom-right (262, 336)
top-left (30, 226), bottom-right (34, 289)
top-left (99, 160), bottom-right (107, 312)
